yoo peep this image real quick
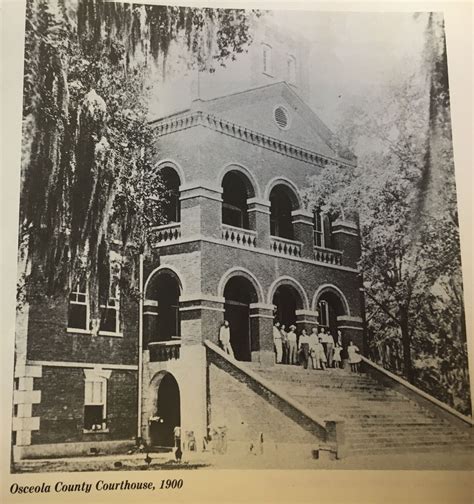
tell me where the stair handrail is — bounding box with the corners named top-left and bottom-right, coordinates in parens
top-left (360, 356), bottom-right (474, 427)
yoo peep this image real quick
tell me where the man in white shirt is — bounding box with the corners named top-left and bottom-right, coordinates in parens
top-left (287, 325), bottom-right (297, 365)
top-left (273, 321), bottom-right (283, 364)
top-left (309, 327), bottom-right (319, 369)
top-left (219, 320), bottom-right (234, 358)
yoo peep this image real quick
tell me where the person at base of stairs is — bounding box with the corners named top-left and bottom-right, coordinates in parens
top-left (347, 340), bottom-right (362, 372)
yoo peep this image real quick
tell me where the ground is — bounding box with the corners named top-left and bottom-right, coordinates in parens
top-left (12, 448), bottom-right (473, 473)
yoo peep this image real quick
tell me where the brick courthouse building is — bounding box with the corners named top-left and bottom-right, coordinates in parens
top-left (12, 25), bottom-right (365, 459)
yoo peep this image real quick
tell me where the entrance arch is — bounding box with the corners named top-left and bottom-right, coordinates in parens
top-left (313, 286), bottom-right (349, 335)
top-left (150, 372), bottom-right (180, 448)
top-left (272, 284), bottom-right (304, 328)
top-left (145, 268), bottom-right (182, 343)
top-left (223, 276), bottom-right (258, 362)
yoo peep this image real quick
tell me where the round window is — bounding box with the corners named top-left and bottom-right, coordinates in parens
top-left (274, 106), bottom-right (289, 129)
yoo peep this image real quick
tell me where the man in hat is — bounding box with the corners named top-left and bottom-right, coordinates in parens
top-left (287, 325), bottom-right (297, 365)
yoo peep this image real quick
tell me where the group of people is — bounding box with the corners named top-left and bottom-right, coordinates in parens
top-left (273, 322), bottom-right (362, 371)
top-left (218, 319), bottom-right (362, 372)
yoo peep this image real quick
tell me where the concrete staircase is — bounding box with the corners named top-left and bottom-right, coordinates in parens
top-left (247, 363), bottom-right (473, 456)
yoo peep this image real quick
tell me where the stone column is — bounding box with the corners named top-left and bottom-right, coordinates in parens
top-left (295, 309), bottom-right (319, 334)
top-left (179, 183), bottom-right (223, 240)
top-left (331, 220), bottom-right (361, 269)
top-left (247, 198), bottom-right (271, 249)
top-left (292, 209), bottom-right (315, 258)
top-left (249, 303), bottom-right (275, 365)
top-left (143, 299), bottom-right (158, 346)
top-left (179, 295), bottom-right (225, 345)
top-left (336, 316), bottom-right (364, 349)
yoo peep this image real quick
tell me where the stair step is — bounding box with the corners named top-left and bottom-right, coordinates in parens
top-left (246, 362), bottom-right (472, 455)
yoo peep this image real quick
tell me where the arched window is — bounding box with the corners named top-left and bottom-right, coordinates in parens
top-left (287, 55), bottom-right (296, 85)
top-left (269, 185), bottom-right (299, 240)
top-left (262, 43), bottom-right (272, 75)
top-left (222, 171), bottom-right (254, 229)
top-left (313, 209), bottom-right (332, 248)
top-left (145, 270), bottom-right (181, 344)
top-left (161, 166), bottom-right (181, 223)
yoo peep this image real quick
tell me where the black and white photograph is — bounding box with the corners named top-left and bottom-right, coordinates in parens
top-left (4, 0), bottom-right (473, 482)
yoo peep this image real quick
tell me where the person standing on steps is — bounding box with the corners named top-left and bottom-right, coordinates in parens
top-left (273, 321), bottom-right (283, 364)
top-left (333, 341), bottom-right (343, 368)
top-left (336, 329), bottom-right (343, 347)
top-left (347, 340), bottom-right (362, 372)
top-left (309, 327), bottom-right (319, 370)
top-left (287, 325), bottom-right (298, 365)
top-left (316, 337), bottom-right (327, 370)
top-left (280, 324), bottom-right (289, 364)
top-left (318, 326), bottom-right (328, 359)
top-left (219, 320), bottom-right (234, 358)
top-left (326, 330), bottom-right (335, 368)
top-left (298, 329), bottom-right (310, 369)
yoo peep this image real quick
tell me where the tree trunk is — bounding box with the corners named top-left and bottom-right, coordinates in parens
top-left (399, 309), bottom-right (413, 381)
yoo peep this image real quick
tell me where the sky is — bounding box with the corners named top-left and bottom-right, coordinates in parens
top-left (271, 10), bottom-right (427, 128)
top-left (152, 9), bottom-right (429, 132)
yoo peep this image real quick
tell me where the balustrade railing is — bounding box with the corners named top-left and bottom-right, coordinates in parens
top-left (270, 236), bottom-right (302, 257)
top-left (314, 246), bottom-right (343, 265)
top-left (221, 224), bottom-right (257, 248)
top-left (149, 223), bottom-right (181, 246)
top-left (148, 340), bottom-right (181, 362)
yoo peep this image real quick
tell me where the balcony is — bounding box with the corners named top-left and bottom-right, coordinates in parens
top-left (221, 224), bottom-right (257, 248)
top-left (314, 246), bottom-right (343, 265)
top-left (148, 340), bottom-right (181, 362)
top-left (270, 236), bottom-right (302, 257)
top-left (149, 223), bottom-right (181, 246)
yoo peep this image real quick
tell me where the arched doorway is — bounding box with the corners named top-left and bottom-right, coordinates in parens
top-left (145, 270), bottom-right (181, 343)
top-left (161, 166), bottom-right (181, 223)
top-left (316, 290), bottom-right (346, 336)
top-left (150, 372), bottom-right (180, 448)
top-left (221, 171), bottom-right (255, 229)
top-left (269, 184), bottom-right (299, 240)
top-left (223, 276), bottom-right (258, 361)
top-left (272, 284), bottom-right (303, 328)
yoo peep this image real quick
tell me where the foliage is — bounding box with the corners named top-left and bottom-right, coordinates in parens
top-left (19, 0), bottom-right (260, 332)
top-left (303, 13), bottom-right (470, 414)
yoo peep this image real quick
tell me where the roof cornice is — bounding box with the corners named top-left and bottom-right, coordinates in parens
top-left (151, 110), bottom-right (357, 169)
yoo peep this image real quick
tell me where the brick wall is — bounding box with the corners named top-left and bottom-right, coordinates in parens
top-left (26, 296), bottom-right (138, 365)
top-left (31, 366), bottom-right (137, 445)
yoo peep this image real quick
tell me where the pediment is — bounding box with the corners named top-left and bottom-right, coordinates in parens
top-left (196, 82), bottom-right (355, 164)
